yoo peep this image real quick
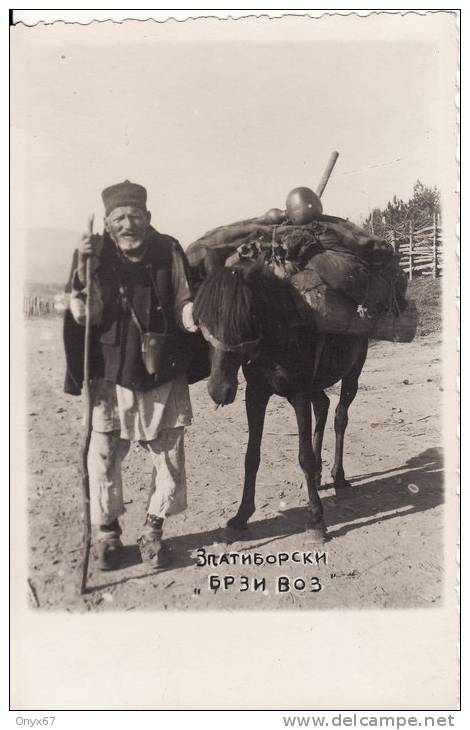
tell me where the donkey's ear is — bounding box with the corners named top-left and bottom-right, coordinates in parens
top-left (241, 253), bottom-right (267, 282)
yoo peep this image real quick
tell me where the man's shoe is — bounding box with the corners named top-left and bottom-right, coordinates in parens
top-left (137, 515), bottom-right (170, 568)
top-left (96, 519), bottom-right (123, 571)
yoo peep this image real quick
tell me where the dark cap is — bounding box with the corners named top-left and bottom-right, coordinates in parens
top-left (101, 180), bottom-right (147, 216)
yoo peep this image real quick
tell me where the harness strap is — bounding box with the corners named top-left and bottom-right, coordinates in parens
top-left (199, 323), bottom-right (262, 354)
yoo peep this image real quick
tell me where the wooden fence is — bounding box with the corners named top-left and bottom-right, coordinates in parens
top-left (385, 212), bottom-right (442, 280)
top-left (23, 295), bottom-right (55, 317)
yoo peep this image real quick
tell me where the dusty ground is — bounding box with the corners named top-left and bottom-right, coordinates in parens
top-left (26, 316), bottom-right (443, 612)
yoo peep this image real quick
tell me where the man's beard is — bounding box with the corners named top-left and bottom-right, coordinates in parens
top-left (115, 235), bottom-right (148, 260)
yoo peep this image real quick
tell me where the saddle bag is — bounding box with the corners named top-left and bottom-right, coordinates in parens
top-left (306, 249), bottom-right (371, 304)
top-left (369, 301), bottom-right (418, 343)
top-left (290, 269), bottom-right (417, 343)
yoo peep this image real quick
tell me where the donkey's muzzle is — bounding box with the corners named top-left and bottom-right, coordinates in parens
top-left (208, 381), bottom-right (237, 406)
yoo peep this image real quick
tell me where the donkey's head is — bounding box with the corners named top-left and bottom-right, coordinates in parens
top-left (193, 263), bottom-right (264, 405)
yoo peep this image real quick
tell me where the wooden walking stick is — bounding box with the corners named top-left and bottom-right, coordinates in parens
top-left (316, 150), bottom-right (339, 199)
top-left (79, 215), bottom-right (95, 595)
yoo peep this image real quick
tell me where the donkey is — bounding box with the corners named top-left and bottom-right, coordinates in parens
top-left (193, 263), bottom-right (368, 543)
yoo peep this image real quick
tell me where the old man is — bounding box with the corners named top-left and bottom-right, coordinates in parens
top-left (64, 181), bottom-right (198, 570)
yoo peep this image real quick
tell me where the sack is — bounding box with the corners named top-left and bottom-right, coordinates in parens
top-left (292, 278), bottom-right (376, 337)
top-left (306, 249), bottom-right (371, 304)
top-left (141, 332), bottom-right (192, 384)
top-left (290, 270), bottom-right (418, 343)
top-left (300, 285), bottom-right (417, 342)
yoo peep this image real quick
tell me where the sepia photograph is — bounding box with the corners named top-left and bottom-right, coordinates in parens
top-left (10, 10), bottom-right (459, 710)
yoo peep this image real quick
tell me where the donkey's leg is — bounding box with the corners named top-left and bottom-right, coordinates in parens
top-left (289, 392), bottom-right (327, 542)
top-left (331, 372), bottom-right (360, 493)
top-left (227, 379), bottom-right (270, 530)
top-left (311, 390), bottom-right (330, 486)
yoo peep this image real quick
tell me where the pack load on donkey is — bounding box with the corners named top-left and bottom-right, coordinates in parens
top-left (186, 187), bottom-right (417, 343)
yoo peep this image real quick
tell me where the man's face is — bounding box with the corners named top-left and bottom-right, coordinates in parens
top-left (105, 206), bottom-right (151, 252)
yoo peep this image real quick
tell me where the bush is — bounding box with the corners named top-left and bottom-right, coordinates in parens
top-left (407, 278), bottom-right (441, 337)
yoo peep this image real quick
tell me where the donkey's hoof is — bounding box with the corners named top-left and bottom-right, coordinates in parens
top-left (334, 481), bottom-right (353, 498)
top-left (226, 516), bottom-right (249, 531)
top-left (305, 523), bottom-right (328, 544)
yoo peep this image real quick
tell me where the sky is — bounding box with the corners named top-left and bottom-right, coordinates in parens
top-left (12, 14), bottom-right (456, 253)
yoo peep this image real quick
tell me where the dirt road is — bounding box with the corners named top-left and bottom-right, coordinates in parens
top-left (26, 317), bottom-right (443, 611)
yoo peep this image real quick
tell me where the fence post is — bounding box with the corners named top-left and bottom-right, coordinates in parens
top-left (23, 294), bottom-right (56, 317)
top-left (408, 221), bottom-right (414, 281)
top-left (432, 211), bottom-right (438, 279)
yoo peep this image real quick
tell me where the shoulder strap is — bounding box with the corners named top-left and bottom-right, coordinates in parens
top-left (116, 266), bottom-right (170, 336)
top-left (117, 283), bottom-right (145, 336)
top-left (146, 264), bottom-right (169, 335)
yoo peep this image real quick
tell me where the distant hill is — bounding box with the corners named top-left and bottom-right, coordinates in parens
top-left (25, 228), bottom-right (79, 287)
top-left (24, 281), bottom-right (65, 298)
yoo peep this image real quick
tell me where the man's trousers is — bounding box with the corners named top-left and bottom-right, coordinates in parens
top-left (88, 426), bottom-right (187, 526)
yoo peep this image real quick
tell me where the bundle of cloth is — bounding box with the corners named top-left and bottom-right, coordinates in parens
top-left (186, 214), bottom-right (416, 342)
top-left (186, 215), bottom-right (277, 283)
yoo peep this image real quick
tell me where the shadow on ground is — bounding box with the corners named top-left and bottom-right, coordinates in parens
top-left (91, 447), bottom-right (443, 592)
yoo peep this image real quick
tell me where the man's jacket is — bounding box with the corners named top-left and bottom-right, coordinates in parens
top-left (63, 227), bottom-right (210, 395)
